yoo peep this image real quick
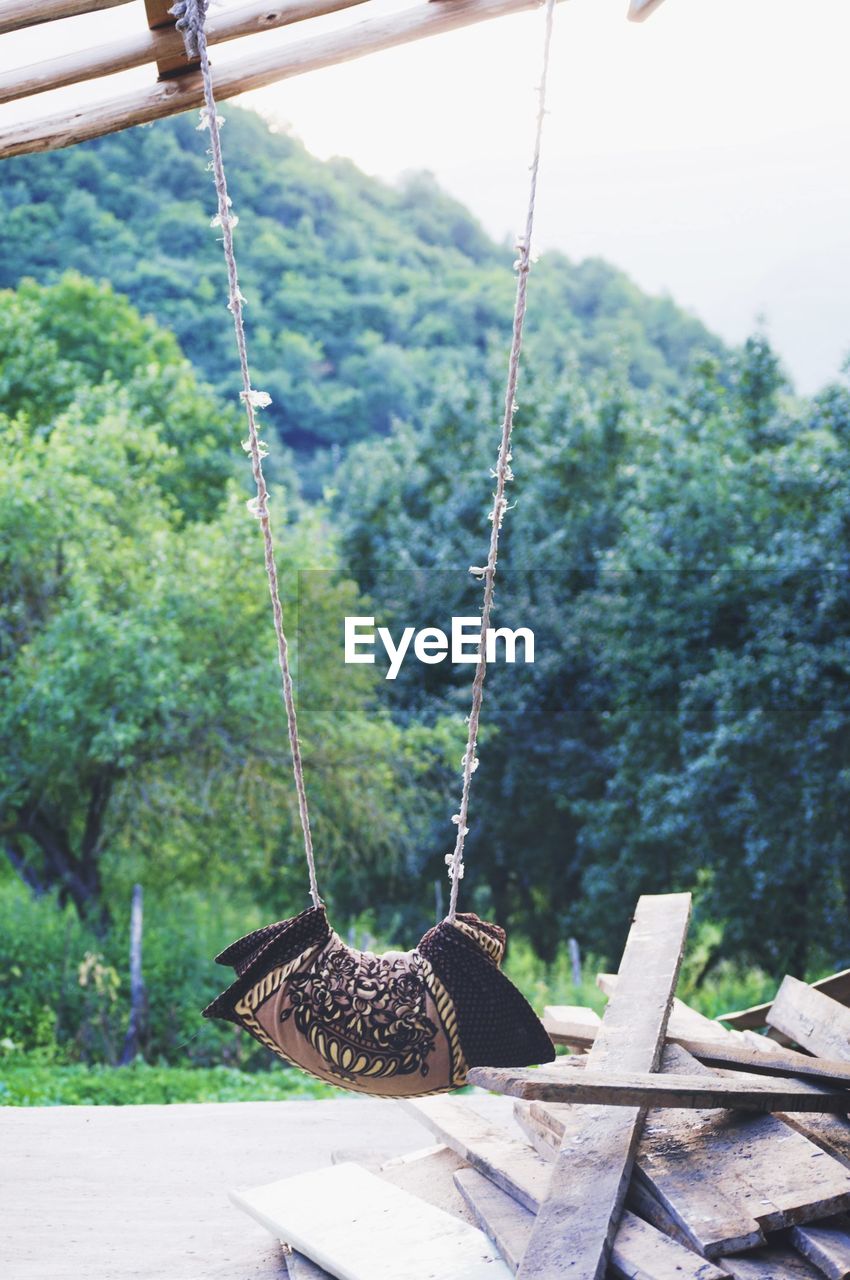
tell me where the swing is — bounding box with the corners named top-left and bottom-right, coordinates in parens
top-left (171, 0), bottom-right (559, 1096)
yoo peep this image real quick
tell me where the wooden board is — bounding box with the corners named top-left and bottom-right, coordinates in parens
top-left (402, 1097), bottom-right (552, 1214)
top-left (790, 1215), bottom-right (850, 1280)
top-left (454, 1167), bottom-right (732, 1280)
top-left (600, 977), bottom-right (850, 1175)
top-left (544, 1006), bottom-right (850, 1086)
top-left (468, 1063), bottom-right (850, 1112)
top-left (378, 1145), bottom-right (475, 1225)
top-left (284, 1146), bottom-right (474, 1279)
top-left (405, 1094), bottom-right (731, 1278)
top-left (717, 1246), bottom-right (825, 1279)
top-left (232, 1161), bottom-right (512, 1279)
top-left (285, 1251), bottom-right (332, 1280)
top-left (721, 969), bottom-right (850, 1032)
top-left (768, 977), bottom-right (850, 1062)
top-left (528, 1042), bottom-right (850, 1258)
top-left (517, 892), bottom-right (692, 1280)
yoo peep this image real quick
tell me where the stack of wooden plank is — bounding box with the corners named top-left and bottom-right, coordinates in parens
top-left (234, 894), bottom-right (850, 1280)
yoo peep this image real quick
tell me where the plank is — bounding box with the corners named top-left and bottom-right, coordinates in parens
top-left (601, 978), bottom-right (850, 1174)
top-left (402, 1096), bottom-right (552, 1214)
top-left (285, 1251), bottom-right (333, 1280)
top-left (454, 1167), bottom-right (732, 1280)
top-left (231, 1161), bottom-right (512, 1279)
top-left (405, 1094), bottom-right (729, 1278)
top-left (544, 1007), bottom-right (850, 1086)
top-left (0, 0), bottom-right (129, 36)
top-left (517, 892), bottom-right (692, 1280)
top-left (528, 1042), bottom-right (850, 1259)
top-left (0, 0), bottom-right (564, 159)
top-left (455, 1168), bottom-right (534, 1274)
top-left (768, 977), bottom-right (850, 1062)
top-left (790, 1215), bottom-right (850, 1280)
top-left (468, 1063), bottom-right (850, 1112)
top-left (717, 1247), bottom-right (825, 1279)
top-left (0, 0), bottom-right (368, 106)
top-left (722, 970), bottom-right (850, 1033)
top-left (378, 1144), bottom-right (475, 1225)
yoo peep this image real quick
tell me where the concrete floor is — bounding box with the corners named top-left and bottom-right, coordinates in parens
top-left (0, 1100), bottom-right (433, 1280)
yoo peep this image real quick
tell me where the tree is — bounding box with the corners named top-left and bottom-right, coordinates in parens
top-left (0, 278), bottom-right (448, 924)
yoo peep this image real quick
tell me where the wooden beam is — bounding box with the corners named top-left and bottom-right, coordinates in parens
top-left (454, 1169), bottom-right (733, 1280)
top-left (401, 1096), bottom-right (551, 1215)
top-left (582, 994), bottom-right (850, 1253)
top-left (768, 977), bottom-right (850, 1062)
top-left (468, 1063), bottom-right (850, 1113)
top-left (403, 1095), bottom-right (732, 1279)
top-left (527, 1043), bottom-right (850, 1260)
top-left (718, 1246), bottom-right (825, 1279)
top-left (0, 0), bottom-right (130, 36)
top-left (144, 0), bottom-right (192, 79)
top-left (721, 969), bottom-right (850, 1033)
top-left (544, 1006), bottom-right (850, 1088)
top-left (790, 1216), bottom-right (850, 1280)
top-left (0, 0), bottom-right (562, 160)
top-left (0, 0), bottom-right (369, 105)
top-left (516, 893), bottom-right (691, 1280)
top-left (232, 1161), bottom-right (513, 1280)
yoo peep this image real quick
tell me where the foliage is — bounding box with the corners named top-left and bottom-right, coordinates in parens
top-left (0, 276), bottom-right (450, 922)
top-left (1, 103), bottom-right (849, 1088)
top-left (0, 1058), bottom-right (339, 1105)
top-left (339, 340), bottom-right (850, 973)
top-left (2, 109), bottom-right (722, 457)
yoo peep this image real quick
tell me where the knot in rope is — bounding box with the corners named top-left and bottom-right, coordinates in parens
top-left (169, 0), bottom-right (209, 59)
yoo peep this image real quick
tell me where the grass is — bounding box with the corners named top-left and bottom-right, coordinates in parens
top-left (0, 1057), bottom-right (343, 1106)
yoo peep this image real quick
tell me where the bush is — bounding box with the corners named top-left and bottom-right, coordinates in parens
top-left (0, 1056), bottom-right (340, 1105)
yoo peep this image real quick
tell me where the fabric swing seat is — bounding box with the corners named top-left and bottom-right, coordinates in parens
top-left (204, 907), bottom-right (555, 1096)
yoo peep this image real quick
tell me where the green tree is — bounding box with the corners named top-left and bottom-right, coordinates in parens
top-left (0, 278), bottom-right (446, 924)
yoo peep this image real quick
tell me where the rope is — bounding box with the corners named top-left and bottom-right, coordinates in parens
top-left (171, 0), bottom-right (321, 908)
top-left (446, 0), bottom-right (557, 921)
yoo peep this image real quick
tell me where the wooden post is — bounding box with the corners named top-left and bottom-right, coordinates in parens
top-left (516, 893), bottom-right (692, 1280)
top-left (568, 936), bottom-right (581, 987)
top-left (120, 884), bottom-right (146, 1065)
top-left (144, 0), bottom-right (196, 79)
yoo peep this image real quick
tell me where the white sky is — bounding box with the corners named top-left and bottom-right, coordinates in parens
top-left (3, 0), bottom-right (849, 392)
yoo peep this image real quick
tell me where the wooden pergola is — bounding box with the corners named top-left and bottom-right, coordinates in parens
top-left (0, 0), bottom-right (666, 160)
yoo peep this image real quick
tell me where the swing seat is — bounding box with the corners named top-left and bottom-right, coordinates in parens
top-left (204, 908), bottom-right (555, 1096)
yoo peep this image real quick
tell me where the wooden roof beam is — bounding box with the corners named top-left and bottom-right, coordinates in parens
top-left (144, 0), bottom-right (195, 79)
top-left (0, 0), bottom-right (566, 160)
top-left (0, 0), bottom-right (131, 37)
top-left (0, 0), bottom-right (368, 106)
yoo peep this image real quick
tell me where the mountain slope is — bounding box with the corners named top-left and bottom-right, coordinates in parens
top-left (3, 106), bottom-right (721, 453)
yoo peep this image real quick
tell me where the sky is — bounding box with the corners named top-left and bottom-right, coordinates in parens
top-left (4, 0), bottom-right (850, 393)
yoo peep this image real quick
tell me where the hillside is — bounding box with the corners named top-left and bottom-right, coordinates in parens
top-left (3, 106), bottom-right (721, 455)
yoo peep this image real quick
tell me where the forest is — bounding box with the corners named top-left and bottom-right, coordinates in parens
top-left (1, 107), bottom-right (849, 1101)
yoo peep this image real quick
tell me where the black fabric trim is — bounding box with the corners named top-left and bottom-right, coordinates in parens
top-left (419, 914), bottom-right (555, 1068)
top-left (202, 905), bottom-right (330, 1023)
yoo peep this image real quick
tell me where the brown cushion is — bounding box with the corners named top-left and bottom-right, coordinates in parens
top-left (203, 907), bottom-right (554, 1096)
